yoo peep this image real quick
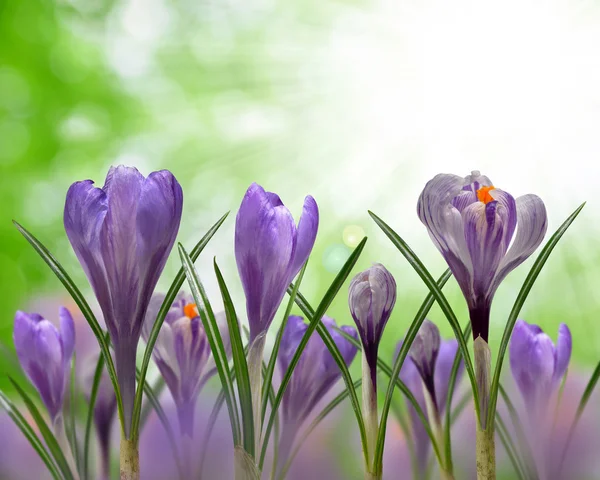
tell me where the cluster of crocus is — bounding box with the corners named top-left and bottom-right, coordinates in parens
top-left (9, 163), bottom-right (593, 480)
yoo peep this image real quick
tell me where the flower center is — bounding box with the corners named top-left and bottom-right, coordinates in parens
top-left (476, 185), bottom-right (496, 204)
top-left (183, 303), bottom-right (198, 319)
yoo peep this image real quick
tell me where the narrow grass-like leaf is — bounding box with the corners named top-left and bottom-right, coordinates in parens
top-left (66, 356), bottom-right (80, 476)
top-left (487, 202), bottom-right (585, 427)
top-left (132, 212), bottom-right (229, 437)
top-left (558, 357), bottom-right (600, 474)
top-left (276, 379), bottom-right (363, 480)
top-left (0, 390), bottom-right (62, 480)
top-left (293, 289), bottom-right (443, 467)
top-left (214, 258), bottom-right (255, 455)
top-left (258, 237), bottom-right (368, 470)
top-left (368, 212), bottom-right (478, 424)
top-left (13, 220), bottom-right (124, 431)
top-left (499, 385), bottom-right (537, 479)
top-left (9, 378), bottom-right (75, 480)
top-left (83, 352), bottom-right (105, 480)
top-left (139, 376), bottom-right (165, 430)
top-left (443, 322), bottom-right (471, 473)
top-left (179, 242), bottom-right (242, 446)
top-left (496, 416), bottom-right (527, 480)
top-left (262, 262), bottom-right (308, 423)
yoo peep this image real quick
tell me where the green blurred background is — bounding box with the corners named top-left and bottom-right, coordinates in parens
top-left (1, 0), bottom-right (600, 474)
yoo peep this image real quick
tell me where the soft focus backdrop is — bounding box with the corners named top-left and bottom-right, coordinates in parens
top-left (1, 0), bottom-right (600, 476)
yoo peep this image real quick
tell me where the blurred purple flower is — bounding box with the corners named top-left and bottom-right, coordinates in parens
top-left (417, 171), bottom-right (547, 341)
top-left (235, 183), bottom-right (318, 341)
top-left (13, 308), bottom-right (75, 423)
top-left (277, 315), bottom-right (358, 470)
top-left (398, 324), bottom-right (464, 475)
top-left (510, 320), bottom-right (571, 414)
top-left (64, 165), bottom-right (183, 436)
top-left (142, 292), bottom-right (229, 437)
top-left (348, 263), bottom-right (396, 388)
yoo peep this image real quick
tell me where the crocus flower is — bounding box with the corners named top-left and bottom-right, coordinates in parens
top-left (277, 315), bottom-right (358, 472)
top-left (13, 308), bottom-right (75, 423)
top-left (142, 292), bottom-right (230, 437)
top-left (509, 320), bottom-right (571, 414)
top-left (417, 171), bottom-right (547, 342)
top-left (348, 263), bottom-right (397, 388)
top-left (235, 183), bottom-right (319, 341)
top-left (64, 165), bottom-right (183, 436)
top-left (398, 321), bottom-right (464, 476)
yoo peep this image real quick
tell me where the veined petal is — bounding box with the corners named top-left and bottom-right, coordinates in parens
top-left (433, 339), bottom-right (463, 414)
top-left (290, 195), bottom-right (319, 275)
top-left (417, 173), bottom-right (474, 300)
top-left (408, 319), bottom-right (441, 397)
top-left (492, 194), bottom-right (548, 292)
top-left (554, 323), bottom-right (572, 385)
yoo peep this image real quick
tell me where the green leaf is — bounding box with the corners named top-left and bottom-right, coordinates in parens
top-left (258, 237), bottom-right (368, 470)
top-left (443, 322), bottom-right (471, 473)
top-left (0, 390), bottom-right (62, 480)
top-left (214, 259), bottom-right (255, 456)
top-left (83, 351), bottom-right (106, 480)
top-left (261, 262), bottom-right (308, 424)
top-left (9, 378), bottom-right (75, 480)
top-left (135, 368), bottom-right (184, 480)
top-left (496, 415), bottom-right (527, 480)
top-left (486, 202), bottom-right (585, 427)
top-left (368, 211), bottom-right (479, 428)
top-left (66, 356), bottom-right (80, 477)
top-left (499, 385), bottom-right (537, 479)
top-left (559, 357), bottom-right (600, 473)
top-left (139, 376), bottom-right (166, 430)
top-left (13, 220), bottom-right (124, 432)
top-left (179, 242), bottom-right (242, 446)
top-left (276, 379), bottom-right (362, 480)
top-left (131, 211), bottom-right (228, 438)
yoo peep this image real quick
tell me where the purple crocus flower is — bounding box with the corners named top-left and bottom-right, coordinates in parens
top-left (417, 171), bottom-right (547, 342)
top-left (142, 292), bottom-right (230, 437)
top-left (277, 315), bottom-right (358, 469)
top-left (64, 165), bottom-right (183, 436)
top-left (235, 183), bottom-right (318, 341)
top-left (509, 320), bottom-right (571, 414)
top-left (348, 263), bottom-right (397, 388)
top-left (13, 308), bottom-right (75, 423)
top-left (398, 321), bottom-right (464, 475)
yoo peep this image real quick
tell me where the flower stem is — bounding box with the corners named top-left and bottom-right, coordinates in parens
top-left (119, 434), bottom-right (139, 480)
top-left (362, 352), bottom-right (379, 478)
top-left (476, 424), bottom-right (496, 480)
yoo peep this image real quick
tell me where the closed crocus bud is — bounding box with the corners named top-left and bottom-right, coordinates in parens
top-left (13, 308), bottom-right (75, 423)
top-left (408, 319), bottom-right (441, 401)
top-left (349, 263), bottom-right (397, 382)
top-left (235, 183), bottom-right (319, 342)
top-left (64, 165), bottom-right (183, 436)
top-left (510, 320), bottom-right (572, 413)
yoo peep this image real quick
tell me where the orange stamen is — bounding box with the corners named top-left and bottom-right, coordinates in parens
top-left (476, 185), bottom-right (496, 204)
top-left (183, 303), bottom-right (198, 319)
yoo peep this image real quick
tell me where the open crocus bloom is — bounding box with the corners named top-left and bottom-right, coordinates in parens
top-left (417, 171), bottom-right (547, 341)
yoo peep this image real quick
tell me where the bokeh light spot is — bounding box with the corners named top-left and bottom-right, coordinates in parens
top-left (322, 244), bottom-right (351, 273)
top-left (342, 225), bottom-right (365, 248)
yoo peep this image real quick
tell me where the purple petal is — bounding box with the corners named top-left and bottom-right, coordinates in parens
top-left (433, 339), bottom-right (463, 413)
top-left (492, 194), bottom-right (548, 292)
top-left (510, 320), bottom-right (556, 411)
top-left (554, 323), bottom-right (572, 385)
top-left (290, 195), bottom-right (319, 274)
top-left (235, 183), bottom-right (297, 339)
top-left (58, 307), bottom-right (75, 364)
top-left (417, 173), bottom-right (474, 301)
top-left (408, 319), bottom-right (441, 395)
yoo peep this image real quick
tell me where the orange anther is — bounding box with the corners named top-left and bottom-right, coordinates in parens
top-left (476, 185), bottom-right (496, 204)
top-left (183, 303), bottom-right (198, 319)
